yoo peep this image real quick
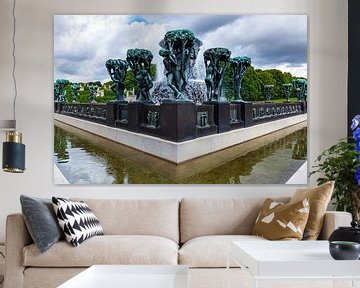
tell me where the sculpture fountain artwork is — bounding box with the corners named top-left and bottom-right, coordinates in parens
top-left (106, 59), bottom-right (129, 102)
top-left (54, 79), bottom-right (69, 102)
top-left (230, 56), bottom-right (251, 101)
top-left (264, 85), bottom-right (274, 102)
top-left (203, 48), bottom-right (231, 102)
top-left (55, 28), bottom-right (307, 143)
top-left (283, 83), bottom-right (293, 102)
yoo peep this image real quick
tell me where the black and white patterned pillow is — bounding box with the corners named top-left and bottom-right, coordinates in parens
top-left (52, 197), bottom-right (104, 247)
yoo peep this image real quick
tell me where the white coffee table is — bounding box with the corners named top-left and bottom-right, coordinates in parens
top-left (229, 241), bottom-right (360, 288)
top-left (57, 265), bottom-right (189, 288)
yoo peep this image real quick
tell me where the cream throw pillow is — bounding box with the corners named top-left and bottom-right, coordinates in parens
top-left (289, 181), bottom-right (334, 240)
top-left (252, 198), bottom-right (310, 240)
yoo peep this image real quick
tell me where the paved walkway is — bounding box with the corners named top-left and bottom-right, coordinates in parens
top-left (54, 164), bottom-right (69, 184)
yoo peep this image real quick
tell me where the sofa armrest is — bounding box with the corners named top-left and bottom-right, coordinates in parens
top-left (4, 214), bottom-right (33, 288)
top-left (318, 211), bottom-right (352, 240)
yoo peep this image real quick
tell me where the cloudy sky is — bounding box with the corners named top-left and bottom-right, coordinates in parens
top-left (54, 15), bottom-right (307, 82)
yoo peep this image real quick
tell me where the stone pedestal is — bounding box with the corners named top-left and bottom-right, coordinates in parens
top-left (229, 103), bottom-right (244, 130)
top-left (240, 101), bottom-right (253, 127)
top-left (55, 102), bottom-right (64, 114)
top-left (141, 104), bottom-right (161, 137)
top-left (195, 104), bottom-right (217, 137)
top-left (297, 101), bottom-right (307, 113)
top-left (106, 102), bottom-right (117, 127)
top-left (127, 102), bottom-right (144, 132)
top-left (203, 101), bottom-right (230, 133)
top-left (160, 101), bottom-right (196, 142)
top-left (107, 101), bottom-right (128, 129)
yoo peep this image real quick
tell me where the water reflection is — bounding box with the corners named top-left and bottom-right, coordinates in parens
top-left (54, 121), bottom-right (307, 184)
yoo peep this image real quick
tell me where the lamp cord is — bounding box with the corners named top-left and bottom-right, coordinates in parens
top-left (11, 0), bottom-right (17, 130)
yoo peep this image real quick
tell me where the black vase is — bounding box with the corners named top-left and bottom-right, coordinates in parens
top-left (329, 241), bottom-right (360, 260)
top-left (328, 221), bottom-right (360, 244)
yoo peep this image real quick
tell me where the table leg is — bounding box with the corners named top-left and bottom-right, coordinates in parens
top-left (226, 251), bottom-right (230, 288)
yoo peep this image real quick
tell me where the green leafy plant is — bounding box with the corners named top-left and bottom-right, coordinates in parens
top-left (310, 116), bottom-right (360, 222)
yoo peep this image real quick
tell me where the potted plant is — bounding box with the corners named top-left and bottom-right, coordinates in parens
top-left (310, 115), bottom-right (360, 222)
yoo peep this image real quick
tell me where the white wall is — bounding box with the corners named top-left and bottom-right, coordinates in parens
top-left (0, 0), bottom-right (348, 242)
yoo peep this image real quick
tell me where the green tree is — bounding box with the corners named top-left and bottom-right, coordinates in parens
top-left (241, 66), bottom-right (262, 101)
top-left (64, 84), bottom-right (73, 103)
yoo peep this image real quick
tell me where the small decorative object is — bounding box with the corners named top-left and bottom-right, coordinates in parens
top-left (329, 221), bottom-right (360, 244)
top-left (329, 241), bottom-right (360, 260)
top-left (310, 114), bottom-right (360, 222)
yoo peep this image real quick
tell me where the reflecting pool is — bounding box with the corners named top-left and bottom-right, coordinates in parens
top-left (54, 121), bottom-right (307, 184)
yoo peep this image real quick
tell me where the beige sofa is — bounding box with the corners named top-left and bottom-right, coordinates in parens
top-left (4, 198), bottom-right (352, 288)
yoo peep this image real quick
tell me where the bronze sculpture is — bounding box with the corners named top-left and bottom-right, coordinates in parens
top-left (159, 29), bottom-right (198, 101)
top-left (54, 79), bottom-right (69, 102)
top-left (283, 83), bottom-right (292, 102)
top-left (204, 47), bottom-right (231, 101)
top-left (127, 49), bottom-right (154, 103)
top-left (230, 56), bottom-right (251, 101)
top-left (105, 59), bottom-right (129, 102)
top-left (71, 83), bottom-right (80, 102)
top-left (292, 79), bottom-right (307, 101)
top-left (264, 85), bottom-right (274, 102)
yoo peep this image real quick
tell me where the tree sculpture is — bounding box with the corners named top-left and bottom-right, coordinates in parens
top-left (229, 56), bottom-right (251, 101)
top-left (204, 47), bottom-right (231, 101)
top-left (159, 29), bottom-right (197, 101)
top-left (127, 49), bottom-right (154, 103)
top-left (54, 79), bottom-right (69, 102)
top-left (105, 59), bottom-right (128, 102)
top-left (283, 83), bottom-right (292, 102)
top-left (71, 83), bottom-right (80, 102)
top-left (292, 79), bottom-right (307, 101)
top-left (87, 83), bottom-right (98, 103)
top-left (264, 85), bottom-right (274, 102)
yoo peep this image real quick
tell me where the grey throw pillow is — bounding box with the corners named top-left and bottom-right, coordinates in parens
top-left (20, 195), bottom-right (64, 253)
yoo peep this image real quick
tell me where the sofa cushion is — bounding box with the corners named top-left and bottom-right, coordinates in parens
top-left (23, 235), bottom-right (178, 267)
top-left (290, 181), bottom-right (334, 240)
top-left (72, 199), bottom-right (179, 243)
top-left (179, 235), bottom-right (267, 268)
top-left (180, 198), bottom-right (289, 243)
top-left (252, 198), bottom-right (310, 240)
top-left (20, 195), bottom-right (64, 253)
top-left (52, 197), bottom-right (104, 247)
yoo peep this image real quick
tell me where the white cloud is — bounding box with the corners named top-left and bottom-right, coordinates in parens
top-left (54, 14), bottom-right (307, 82)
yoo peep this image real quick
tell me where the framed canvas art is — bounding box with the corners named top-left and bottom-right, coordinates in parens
top-left (54, 15), bottom-right (307, 184)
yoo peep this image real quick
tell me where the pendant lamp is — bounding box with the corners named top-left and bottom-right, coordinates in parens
top-left (1, 0), bottom-right (25, 173)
